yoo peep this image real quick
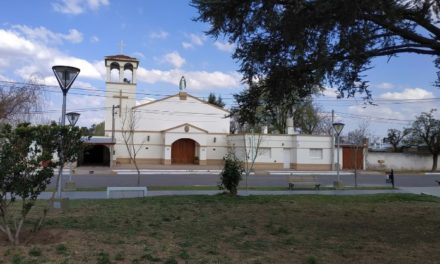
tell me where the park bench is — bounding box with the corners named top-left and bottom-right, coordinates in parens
top-left (436, 180), bottom-right (440, 186)
top-left (288, 176), bottom-right (320, 190)
top-left (106, 186), bottom-right (148, 199)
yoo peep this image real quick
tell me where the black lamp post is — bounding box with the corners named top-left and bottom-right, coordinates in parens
top-left (333, 122), bottom-right (345, 184)
top-left (52, 66), bottom-right (80, 208)
top-left (66, 112), bottom-right (80, 185)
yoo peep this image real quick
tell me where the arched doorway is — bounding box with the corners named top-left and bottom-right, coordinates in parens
top-left (78, 145), bottom-right (110, 166)
top-left (171, 138), bottom-right (197, 164)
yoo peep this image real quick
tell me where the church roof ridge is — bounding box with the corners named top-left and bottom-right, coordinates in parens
top-left (133, 93), bottom-right (230, 113)
top-left (161, 123), bottom-right (209, 133)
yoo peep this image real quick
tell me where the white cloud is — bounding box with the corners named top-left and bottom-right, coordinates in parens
top-left (380, 88), bottom-right (434, 100)
top-left (132, 52), bottom-right (145, 59)
top-left (90, 36), bottom-right (99, 43)
top-left (376, 82), bottom-right (395, 90)
top-left (137, 67), bottom-right (241, 90)
top-left (12, 25), bottom-right (83, 44)
top-left (136, 97), bottom-right (155, 106)
top-left (52, 0), bottom-right (109, 15)
top-left (349, 105), bottom-right (407, 122)
top-left (62, 29), bottom-right (83, 43)
top-left (320, 87), bottom-right (338, 98)
top-left (149, 31), bottom-right (169, 40)
top-left (162, 51), bottom-right (186, 68)
top-left (182, 33), bottom-right (205, 49)
top-left (0, 28), bottom-right (101, 81)
top-left (214, 41), bottom-right (235, 53)
top-left (87, 0), bottom-right (109, 10)
top-left (0, 29), bottom-right (36, 55)
top-left (182, 42), bottom-right (192, 49)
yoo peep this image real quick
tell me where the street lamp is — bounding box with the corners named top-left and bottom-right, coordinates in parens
top-left (52, 66), bottom-right (80, 126)
top-left (333, 122), bottom-right (345, 185)
top-left (66, 112), bottom-right (80, 126)
top-left (66, 112), bottom-right (80, 185)
top-left (52, 66), bottom-right (80, 208)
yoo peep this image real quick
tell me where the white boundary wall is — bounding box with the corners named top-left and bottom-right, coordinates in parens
top-left (367, 152), bottom-right (433, 171)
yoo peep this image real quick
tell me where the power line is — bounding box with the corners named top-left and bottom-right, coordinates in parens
top-left (2, 80), bottom-right (439, 105)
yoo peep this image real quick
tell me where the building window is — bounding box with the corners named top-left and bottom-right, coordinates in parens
top-left (310, 148), bottom-right (323, 159)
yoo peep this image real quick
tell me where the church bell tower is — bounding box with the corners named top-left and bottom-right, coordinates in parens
top-left (104, 54), bottom-right (139, 136)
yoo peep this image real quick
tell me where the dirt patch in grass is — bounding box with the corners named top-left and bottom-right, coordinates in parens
top-left (0, 229), bottom-right (70, 246)
top-left (1, 194), bottom-right (440, 263)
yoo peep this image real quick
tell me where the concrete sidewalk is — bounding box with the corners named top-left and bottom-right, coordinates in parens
top-left (38, 186), bottom-right (440, 200)
top-left (73, 165), bottom-right (374, 176)
top-left (399, 187), bottom-right (440, 197)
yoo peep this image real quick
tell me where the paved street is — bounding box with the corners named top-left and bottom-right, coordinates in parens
top-left (51, 171), bottom-right (440, 188)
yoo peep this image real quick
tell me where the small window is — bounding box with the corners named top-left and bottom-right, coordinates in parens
top-left (310, 148), bottom-right (323, 159)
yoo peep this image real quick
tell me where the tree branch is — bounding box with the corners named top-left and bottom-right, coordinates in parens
top-left (366, 14), bottom-right (440, 52)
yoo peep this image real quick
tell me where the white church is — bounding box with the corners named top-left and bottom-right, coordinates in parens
top-left (80, 54), bottom-right (347, 171)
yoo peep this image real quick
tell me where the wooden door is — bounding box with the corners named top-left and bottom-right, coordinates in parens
top-left (171, 139), bottom-right (196, 164)
top-left (342, 146), bottom-right (364, 170)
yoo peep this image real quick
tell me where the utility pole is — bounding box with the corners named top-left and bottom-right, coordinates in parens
top-left (111, 104), bottom-right (120, 168)
top-left (331, 110), bottom-right (335, 171)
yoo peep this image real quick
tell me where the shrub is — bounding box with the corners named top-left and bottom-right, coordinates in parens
top-left (219, 152), bottom-right (244, 195)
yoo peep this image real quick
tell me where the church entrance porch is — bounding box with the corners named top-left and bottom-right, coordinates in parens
top-left (78, 145), bottom-right (111, 167)
top-left (171, 138), bottom-right (198, 164)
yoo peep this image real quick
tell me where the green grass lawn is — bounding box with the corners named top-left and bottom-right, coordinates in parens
top-left (1, 194), bottom-right (440, 263)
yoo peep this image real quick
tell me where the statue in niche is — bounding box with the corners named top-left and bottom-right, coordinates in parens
top-left (179, 76), bottom-right (186, 91)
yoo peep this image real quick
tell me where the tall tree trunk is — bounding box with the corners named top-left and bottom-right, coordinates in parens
top-left (432, 153), bottom-right (438, 172)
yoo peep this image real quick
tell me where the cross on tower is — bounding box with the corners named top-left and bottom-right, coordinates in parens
top-left (119, 40), bottom-right (126, 54)
top-left (113, 90), bottom-right (128, 117)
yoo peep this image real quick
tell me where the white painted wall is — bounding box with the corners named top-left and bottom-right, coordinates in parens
top-left (227, 134), bottom-right (334, 168)
top-left (367, 152), bottom-right (434, 171)
top-left (293, 135), bottom-right (333, 166)
top-left (134, 95), bottom-right (230, 134)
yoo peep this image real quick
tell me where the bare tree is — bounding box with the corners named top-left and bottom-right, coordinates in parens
top-left (0, 79), bottom-right (44, 124)
top-left (346, 121), bottom-right (369, 187)
top-left (314, 112), bottom-right (334, 135)
top-left (120, 109), bottom-right (147, 186)
top-left (385, 128), bottom-right (411, 152)
top-left (242, 130), bottom-right (263, 193)
top-left (409, 109), bottom-right (440, 171)
top-left (293, 100), bottom-right (332, 135)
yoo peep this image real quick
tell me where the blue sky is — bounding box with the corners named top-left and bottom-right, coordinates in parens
top-left (0, 0), bottom-right (439, 138)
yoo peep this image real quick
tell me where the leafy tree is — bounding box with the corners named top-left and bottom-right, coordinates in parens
top-left (231, 81), bottom-right (329, 134)
top-left (385, 128), bottom-right (411, 152)
top-left (94, 121), bottom-right (105, 136)
top-left (81, 121), bottom-right (105, 136)
top-left (231, 83), bottom-right (266, 132)
top-left (409, 109), bottom-right (440, 171)
top-left (0, 122), bottom-right (83, 245)
top-left (231, 80), bottom-right (315, 133)
top-left (207, 93), bottom-right (226, 108)
top-left (193, 0), bottom-right (440, 103)
top-left (219, 152), bottom-right (244, 196)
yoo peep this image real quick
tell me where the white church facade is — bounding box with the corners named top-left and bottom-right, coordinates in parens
top-left (83, 54), bottom-right (341, 170)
